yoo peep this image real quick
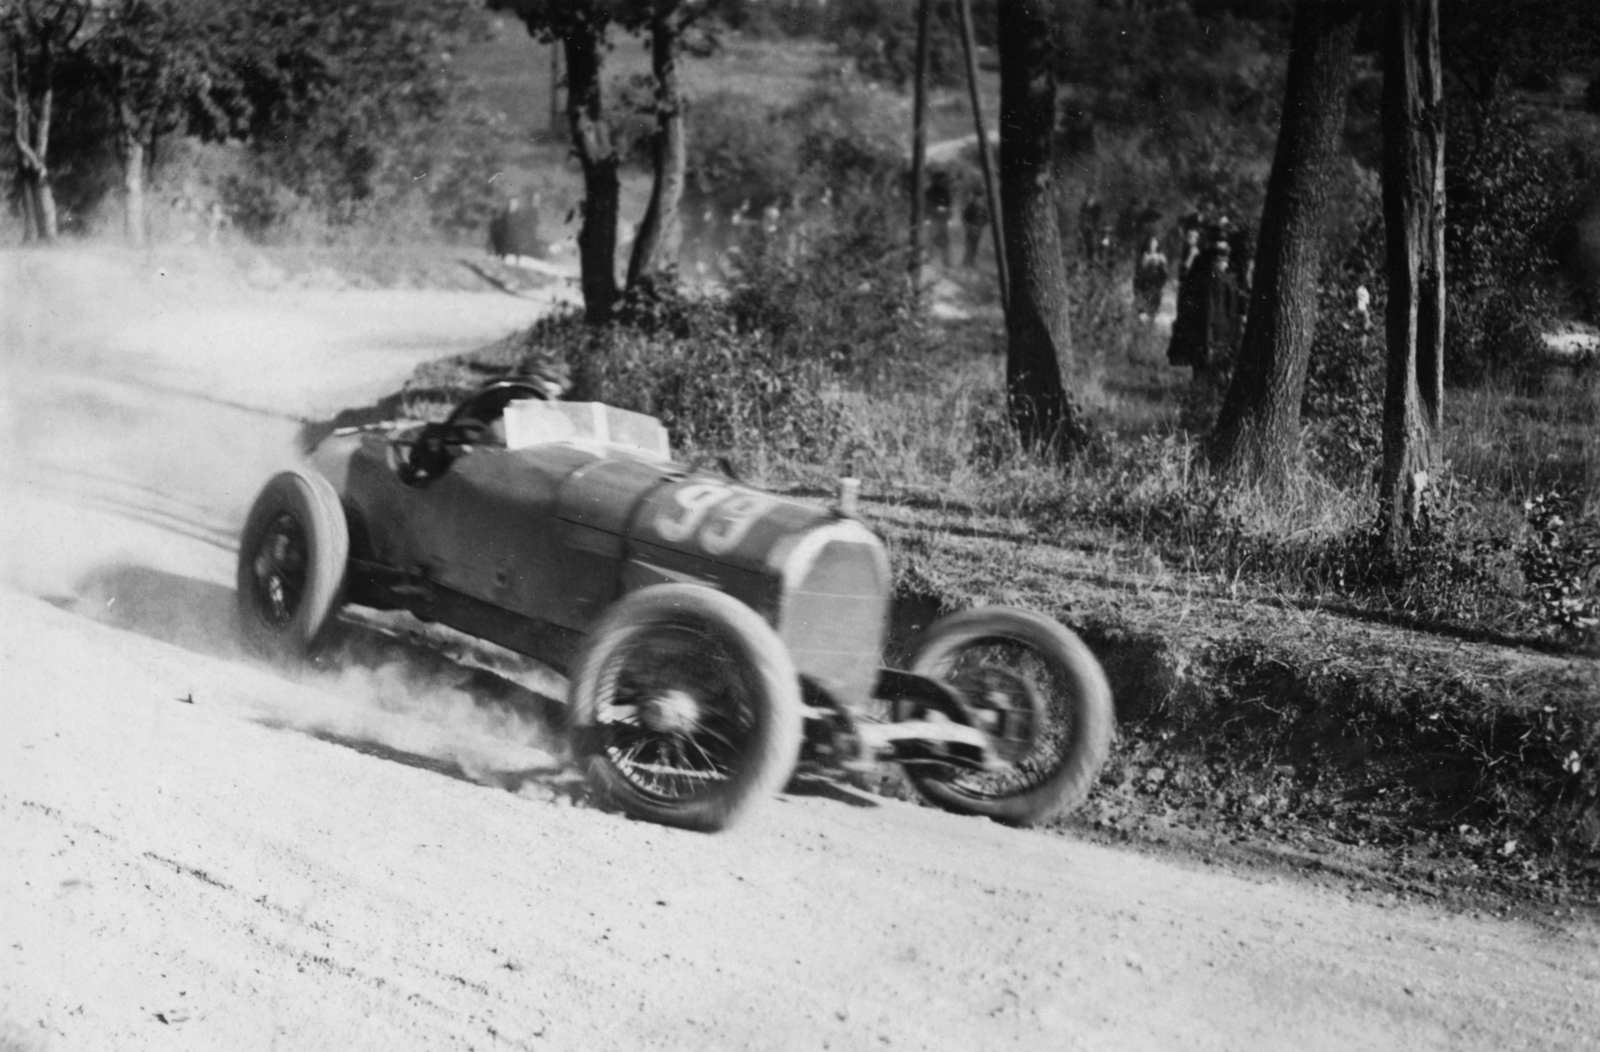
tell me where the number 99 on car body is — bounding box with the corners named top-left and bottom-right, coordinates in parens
top-left (236, 381), bottom-right (1114, 832)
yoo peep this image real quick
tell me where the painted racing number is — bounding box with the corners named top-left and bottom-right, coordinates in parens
top-left (654, 482), bottom-right (776, 554)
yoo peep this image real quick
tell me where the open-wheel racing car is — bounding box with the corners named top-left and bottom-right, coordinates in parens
top-left (238, 380), bottom-right (1114, 831)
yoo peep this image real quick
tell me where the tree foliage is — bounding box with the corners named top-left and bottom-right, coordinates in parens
top-left (2, 0), bottom-right (91, 239)
top-left (84, 0), bottom-right (244, 243)
top-left (219, 0), bottom-right (499, 236)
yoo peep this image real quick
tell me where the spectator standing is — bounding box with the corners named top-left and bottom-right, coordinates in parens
top-left (1199, 239), bottom-right (1245, 375)
top-left (1079, 195), bottom-right (1107, 262)
top-left (961, 191), bottom-right (990, 268)
top-left (1222, 218), bottom-right (1255, 291)
top-left (489, 194), bottom-right (544, 265)
top-left (1133, 236), bottom-right (1169, 320)
top-left (1176, 214), bottom-right (1204, 282)
top-left (205, 201), bottom-right (230, 246)
top-left (927, 171), bottom-right (955, 267)
top-left (1168, 230), bottom-right (1214, 369)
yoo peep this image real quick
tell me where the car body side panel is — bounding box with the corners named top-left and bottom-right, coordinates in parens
top-left (629, 479), bottom-right (832, 580)
top-left (551, 455), bottom-right (677, 626)
top-left (321, 423), bottom-right (889, 708)
top-left (339, 435), bottom-right (425, 570)
top-left (414, 447), bottom-right (565, 614)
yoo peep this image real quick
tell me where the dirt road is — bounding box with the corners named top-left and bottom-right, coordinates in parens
top-left (3, 249), bottom-right (1598, 1052)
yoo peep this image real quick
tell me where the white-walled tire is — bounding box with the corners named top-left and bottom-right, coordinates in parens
top-left (905, 607), bottom-right (1113, 826)
top-left (568, 584), bottom-right (803, 832)
top-left (236, 470), bottom-right (349, 663)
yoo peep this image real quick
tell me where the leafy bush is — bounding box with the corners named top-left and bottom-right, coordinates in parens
top-left (684, 91), bottom-right (802, 206)
top-left (1516, 490), bottom-right (1600, 634)
top-left (722, 196), bottom-right (916, 375)
top-left (221, 0), bottom-right (505, 241)
top-left (718, 0), bottom-right (829, 39)
top-left (1446, 103), bottom-right (1591, 382)
top-left (578, 304), bottom-right (846, 460)
top-left (686, 76), bottom-right (903, 209)
top-left (1302, 205), bottom-right (1386, 485)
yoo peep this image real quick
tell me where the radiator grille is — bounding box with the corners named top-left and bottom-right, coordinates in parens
top-left (777, 534), bottom-right (889, 710)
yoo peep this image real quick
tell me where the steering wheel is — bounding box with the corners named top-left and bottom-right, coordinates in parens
top-left (444, 379), bottom-right (554, 431)
top-left (400, 380), bottom-right (553, 486)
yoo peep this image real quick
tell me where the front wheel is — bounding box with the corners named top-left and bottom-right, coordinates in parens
top-left (236, 470), bottom-right (349, 663)
top-left (568, 584), bottom-right (804, 832)
top-left (904, 607), bottom-right (1112, 826)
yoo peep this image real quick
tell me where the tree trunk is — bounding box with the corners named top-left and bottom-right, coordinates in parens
top-left (1207, 0), bottom-right (1362, 487)
top-left (30, 171), bottom-right (59, 240)
top-left (996, 0), bottom-right (1084, 453)
top-left (11, 33), bottom-right (60, 242)
top-left (16, 179), bottom-right (40, 240)
top-left (120, 119), bottom-right (148, 247)
top-left (626, 0), bottom-right (686, 292)
top-left (1377, 0), bottom-right (1445, 553)
top-left (563, 19), bottom-right (620, 324)
top-left (548, 39), bottom-right (563, 138)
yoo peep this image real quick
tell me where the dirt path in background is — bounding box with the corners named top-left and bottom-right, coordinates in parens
top-left (2, 248), bottom-right (1599, 1051)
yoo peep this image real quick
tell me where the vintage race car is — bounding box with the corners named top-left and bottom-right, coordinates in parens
top-left (237, 379), bottom-right (1113, 831)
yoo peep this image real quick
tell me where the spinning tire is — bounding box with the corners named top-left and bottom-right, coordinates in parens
top-left (236, 470), bottom-right (349, 663)
top-left (569, 585), bottom-right (803, 832)
top-left (905, 608), bottom-right (1112, 826)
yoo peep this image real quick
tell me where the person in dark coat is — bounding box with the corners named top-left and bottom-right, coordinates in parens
top-left (1079, 195), bottom-right (1107, 263)
top-left (1198, 240), bottom-right (1245, 375)
top-left (1167, 234), bottom-right (1214, 369)
top-left (927, 171), bottom-right (955, 267)
top-left (488, 195), bottom-right (544, 262)
top-left (961, 191), bottom-right (990, 268)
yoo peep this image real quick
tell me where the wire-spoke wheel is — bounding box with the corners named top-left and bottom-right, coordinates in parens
top-left (236, 470), bottom-right (349, 663)
top-left (905, 608), bottom-right (1113, 826)
top-left (569, 585), bottom-right (802, 832)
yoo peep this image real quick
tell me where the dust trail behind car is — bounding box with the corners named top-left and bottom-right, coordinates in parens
top-left (1, 246), bottom-right (573, 785)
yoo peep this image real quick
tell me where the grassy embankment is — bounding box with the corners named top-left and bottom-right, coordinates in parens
top-left (371, 297), bottom-right (1599, 909)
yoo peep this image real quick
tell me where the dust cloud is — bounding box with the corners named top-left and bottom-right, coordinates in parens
top-left (2, 245), bottom-right (574, 793)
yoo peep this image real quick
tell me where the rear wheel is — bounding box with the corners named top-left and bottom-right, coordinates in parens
top-left (236, 470), bottom-right (349, 663)
top-left (568, 584), bottom-right (803, 832)
top-left (904, 608), bottom-right (1112, 826)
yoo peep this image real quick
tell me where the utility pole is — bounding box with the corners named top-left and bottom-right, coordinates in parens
top-left (908, 0), bottom-right (932, 278)
top-left (549, 39), bottom-right (564, 137)
top-left (957, 0), bottom-right (1007, 311)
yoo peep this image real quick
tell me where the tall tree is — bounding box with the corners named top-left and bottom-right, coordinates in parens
top-left (491, 0), bottom-right (621, 323)
top-left (1376, 0), bottom-right (1444, 553)
top-left (996, 0), bottom-right (1084, 453)
top-left (88, 0), bottom-right (234, 246)
top-left (624, 0), bottom-right (717, 291)
top-left (1207, 0), bottom-right (1362, 487)
top-left (2, 0), bottom-right (89, 241)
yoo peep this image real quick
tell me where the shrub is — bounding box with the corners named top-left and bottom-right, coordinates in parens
top-left (686, 76), bottom-right (903, 209)
top-left (1516, 489), bottom-right (1600, 634)
top-left (722, 195), bottom-right (916, 377)
top-left (1302, 204), bottom-right (1386, 485)
top-left (581, 306), bottom-right (846, 461)
top-left (1446, 102), bottom-right (1591, 382)
top-left (686, 90), bottom-right (803, 206)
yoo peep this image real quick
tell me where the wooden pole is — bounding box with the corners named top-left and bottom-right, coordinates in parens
top-left (550, 39), bottom-right (564, 137)
top-left (908, 0), bottom-right (931, 278)
top-left (957, 0), bottom-right (1007, 310)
